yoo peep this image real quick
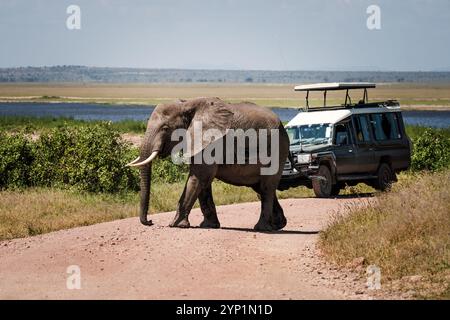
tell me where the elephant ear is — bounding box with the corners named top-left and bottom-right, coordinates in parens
top-left (184, 99), bottom-right (233, 158)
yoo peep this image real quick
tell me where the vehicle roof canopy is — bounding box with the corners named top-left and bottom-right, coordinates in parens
top-left (286, 110), bottom-right (352, 127)
top-left (286, 105), bottom-right (400, 127)
top-left (294, 82), bottom-right (376, 91)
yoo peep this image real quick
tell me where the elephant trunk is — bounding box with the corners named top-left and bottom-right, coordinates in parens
top-left (137, 131), bottom-right (163, 226)
top-left (139, 163), bottom-right (153, 226)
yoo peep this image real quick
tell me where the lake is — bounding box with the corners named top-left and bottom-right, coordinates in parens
top-left (0, 102), bottom-right (449, 128)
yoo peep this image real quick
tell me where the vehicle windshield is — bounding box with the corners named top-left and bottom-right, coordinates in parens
top-left (286, 124), bottom-right (332, 147)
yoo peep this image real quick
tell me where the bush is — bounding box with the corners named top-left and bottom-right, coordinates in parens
top-left (411, 128), bottom-right (450, 171)
top-left (0, 132), bottom-right (35, 189)
top-left (31, 124), bottom-right (139, 192)
top-left (405, 125), bottom-right (450, 142)
top-left (152, 157), bottom-right (188, 184)
top-left (0, 124), bottom-right (188, 192)
top-left (0, 124), bottom-right (140, 192)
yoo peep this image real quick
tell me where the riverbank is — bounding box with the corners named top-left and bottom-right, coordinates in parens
top-left (1, 83), bottom-right (450, 110)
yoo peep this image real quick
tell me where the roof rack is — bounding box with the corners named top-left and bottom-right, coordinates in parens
top-left (305, 100), bottom-right (400, 112)
top-left (294, 82), bottom-right (376, 91)
top-left (294, 82), bottom-right (376, 111)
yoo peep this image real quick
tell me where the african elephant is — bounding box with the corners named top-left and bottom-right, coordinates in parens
top-left (127, 97), bottom-right (290, 231)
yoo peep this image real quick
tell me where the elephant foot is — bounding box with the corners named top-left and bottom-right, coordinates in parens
top-left (140, 215), bottom-right (153, 226)
top-left (254, 220), bottom-right (273, 232)
top-left (169, 216), bottom-right (190, 228)
top-left (271, 216), bottom-right (287, 231)
top-left (200, 218), bottom-right (220, 229)
top-left (141, 219), bottom-right (154, 226)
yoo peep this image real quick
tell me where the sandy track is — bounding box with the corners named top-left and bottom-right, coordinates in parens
top-left (0, 197), bottom-right (377, 300)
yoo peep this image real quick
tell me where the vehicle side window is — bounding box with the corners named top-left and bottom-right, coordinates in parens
top-left (354, 115), bottom-right (371, 143)
top-left (286, 126), bottom-right (300, 142)
top-left (387, 113), bottom-right (402, 139)
top-left (370, 113), bottom-right (401, 141)
top-left (334, 123), bottom-right (350, 145)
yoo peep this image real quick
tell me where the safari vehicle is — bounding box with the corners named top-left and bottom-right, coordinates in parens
top-left (280, 82), bottom-right (411, 197)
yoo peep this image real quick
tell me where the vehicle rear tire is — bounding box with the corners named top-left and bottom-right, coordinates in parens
top-left (312, 165), bottom-right (336, 198)
top-left (373, 163), bottom-right (394, 191)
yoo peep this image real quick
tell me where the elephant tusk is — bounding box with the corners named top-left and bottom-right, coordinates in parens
top-left (128, 151), bottom-right (159, 167)
top-left (125, 156), bottom-right (141, 166)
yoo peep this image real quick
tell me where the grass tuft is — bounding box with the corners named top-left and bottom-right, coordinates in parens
top-left (0, 188), bottom-right (138, 240)
top-left (319, 170), bottom-right (450, 298)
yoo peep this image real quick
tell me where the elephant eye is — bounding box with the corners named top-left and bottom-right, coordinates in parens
top-left (161, 125), bottom-right (169, 131)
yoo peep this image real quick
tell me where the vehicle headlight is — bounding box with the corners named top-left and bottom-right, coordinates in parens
top-left (297, 153), bottom-right (312, 164)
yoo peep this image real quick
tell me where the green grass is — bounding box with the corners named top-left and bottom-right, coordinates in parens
top-left (0, 116), bottom-right (146, 134)
top-left (405, 125), bottom-right (450, 141)
top-left (2, 115), bottom-right (449, 138)
top-left (319, 169), bottom-right (450, 299)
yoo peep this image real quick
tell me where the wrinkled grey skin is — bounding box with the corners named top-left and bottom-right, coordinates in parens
top-left (136, 97), bottom-right (289, 231)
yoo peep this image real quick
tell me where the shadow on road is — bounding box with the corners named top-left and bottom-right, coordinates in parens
top-left (335, 192), bottom-right (375, 199)
top-left (219, 226), bottom-right (319, 235)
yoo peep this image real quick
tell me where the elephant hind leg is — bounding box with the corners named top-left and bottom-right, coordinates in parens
top-left (199, 185), bottom-right (220, 229)
top-left (272, 196), bottom-right (287, 230)
top-left (252, 184), bottom-right (275, 231)
top-left (252, 184), bottom-right (286, 231)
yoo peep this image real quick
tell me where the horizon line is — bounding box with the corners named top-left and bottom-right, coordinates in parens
top-left (1, 65), bottom-right (450, 73)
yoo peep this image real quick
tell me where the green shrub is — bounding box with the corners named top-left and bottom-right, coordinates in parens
top-left (0, 124), bottom-right (140, 192)
top-left (31, 124), bottom-right (139, 192)
top-left (411, 128), bottom-right (450, 171)
top-left (0, 132), bottom-right (35, 189)
top-left (152, 157), bottom-right (188, 184)
top-left (405, 125), bottom-right (450, 142)
top-left (0, 124), bottom-right (188, 192)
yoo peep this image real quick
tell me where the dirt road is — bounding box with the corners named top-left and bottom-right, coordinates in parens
top-left (0, 198), bottom-right (377, 300)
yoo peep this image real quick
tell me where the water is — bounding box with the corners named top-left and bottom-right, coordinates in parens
top-left (0, 103), bottom-right (153, 122)
top-left (0, 102), bottom-right (449, 128)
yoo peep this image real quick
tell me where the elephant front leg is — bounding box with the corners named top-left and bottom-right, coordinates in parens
top-left (170, 175), bottom-right (201, 228)
top-left (199, 185), bottom-right (220, 229)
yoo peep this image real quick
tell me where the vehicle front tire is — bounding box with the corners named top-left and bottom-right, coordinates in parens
top-left (373, 163), bottom-right (394, 191)
top-left (312, 165), bottom-right (336, 198)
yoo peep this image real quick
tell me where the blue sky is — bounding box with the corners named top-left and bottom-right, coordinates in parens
top-left (1, 0), bottom-right (449, 70)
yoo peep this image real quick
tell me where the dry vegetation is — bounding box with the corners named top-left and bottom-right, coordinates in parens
top-left (0, 180), bottom-right (316, 241)
top-left (320, 170), bottom-right (450, 299)
top-left (1, 83), bottom-right (449, 109)
top-left (0, 188), bottom-right (138, 240)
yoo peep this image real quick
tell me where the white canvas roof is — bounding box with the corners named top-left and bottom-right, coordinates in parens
top-left (286, 106), bottom-right (400, 127)
top-left (286, 110), bottom-right (352, 127)
top-left (294, 82), bottom-right (376, 91)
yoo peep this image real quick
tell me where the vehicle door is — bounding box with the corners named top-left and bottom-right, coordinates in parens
top-left (351, 114), bottom-right (377, 173)
top-left (369, 112), bottom-right (409, 171)
top-left (395, 112), bottom-right (412, 169)
top-left (332, 120), bottom-right (356, 175)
